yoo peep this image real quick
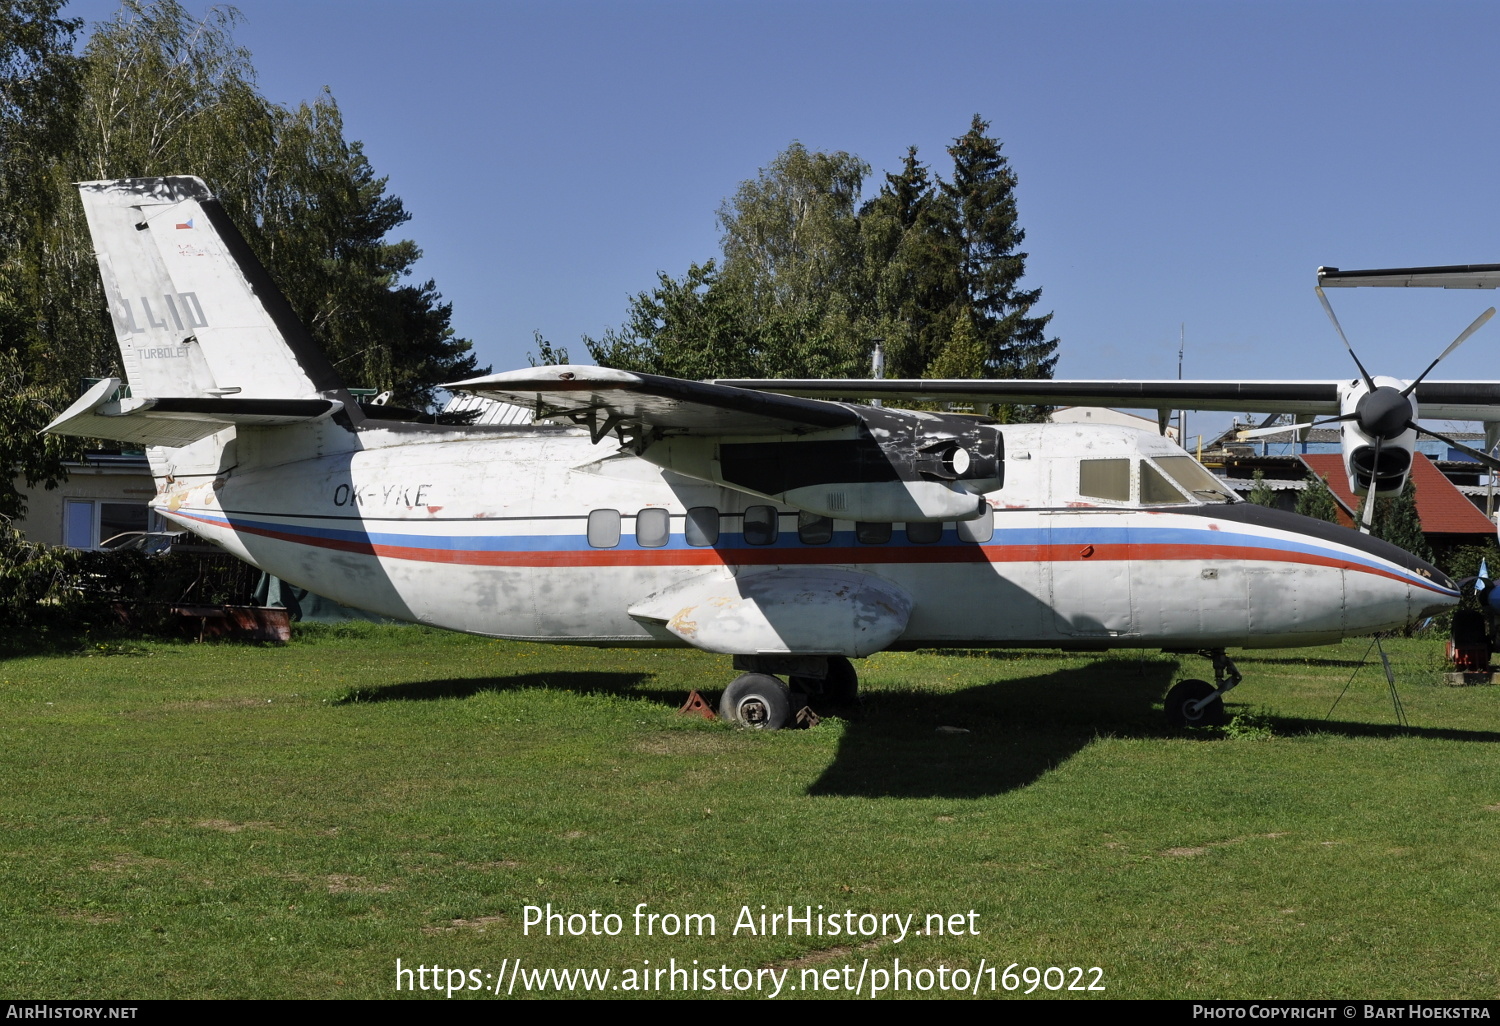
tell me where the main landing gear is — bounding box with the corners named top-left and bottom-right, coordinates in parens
top-left (717, 655), bottom-right (859, 730)
top-left (1163, 649), bottom-right (1243, 728)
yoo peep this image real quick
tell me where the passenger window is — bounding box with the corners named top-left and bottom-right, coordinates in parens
top-left (1079, 458), bottom-right (1130, 502)
top-left (587, 508), bottom-right (621, 548)
top-left (684, 506), bottom-right (719, 546)
top-left (1140, 462), bottom-right (1187, 505)
top-left (957, 506), bottom-right (994, 543)
top-left (635, 507), bottom-right (670, 547)
top-left (856, 522), bottom-right (892, 544)
top-left (743, 505), bottom-right (779, 545)
top-left (906, 521), bottom-right (943, 544)
top-left (798, 512), bottom-right (833, 545)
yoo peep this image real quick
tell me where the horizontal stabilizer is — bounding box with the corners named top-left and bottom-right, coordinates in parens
top-left (445, 365), bottom-right (858, 437)
top-left (44, 377), bottom-right (341, 447)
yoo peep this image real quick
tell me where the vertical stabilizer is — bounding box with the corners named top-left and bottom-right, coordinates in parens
top-left (78, 177), bottom-right (344, 400)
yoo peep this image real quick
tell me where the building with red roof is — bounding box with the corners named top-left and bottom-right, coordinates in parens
top-left (1298, 452), bottom-right (1495, 545)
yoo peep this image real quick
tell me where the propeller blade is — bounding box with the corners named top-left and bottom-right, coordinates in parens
top-left (1235, 414), bottom-right (1351, 440)
top-left (1410, 421), bottom-right (1500, 473)
top-left (1316, 286), bottom-right (1377, 392)
top-left (1401, 306), bottom-right (1497, 397)
top-left (1237, 423), bottom-right (1312, 440)
top-left (1360, 435), bottom-right (1381, 534)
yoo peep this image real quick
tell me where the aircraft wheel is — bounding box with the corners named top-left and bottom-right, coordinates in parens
top-left (1165, 678), bottom-right (1228, 728)
top-left (789, 656), bottom-right (858, 707)
top-left (719, 673), bottom-right (791, 730)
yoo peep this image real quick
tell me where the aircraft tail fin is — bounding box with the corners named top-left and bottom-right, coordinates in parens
top-left (77, 176), bottom-right (344, 401)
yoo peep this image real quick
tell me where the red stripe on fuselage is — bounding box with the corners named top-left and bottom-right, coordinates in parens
top-left (174, 510), bottom-right (1449, 595)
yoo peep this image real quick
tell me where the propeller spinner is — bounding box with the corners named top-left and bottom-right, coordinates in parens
top-left (1313, 288), bottom-right (1497, 532)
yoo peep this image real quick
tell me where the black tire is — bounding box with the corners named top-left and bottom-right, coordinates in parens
top-left (789, 656), bottom-right (859, 707)
top-left (1165, 678), bottom-right (1227, 727)
top-left (718, 673), bottom-right (791, 730)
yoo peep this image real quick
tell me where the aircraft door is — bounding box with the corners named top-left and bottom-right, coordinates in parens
top-left (1045, 510), bottom-right (1137, 638)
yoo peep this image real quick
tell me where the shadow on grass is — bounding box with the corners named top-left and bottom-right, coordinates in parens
top-left (336, 671), bottom-right (692, 708)
top-left (807, 663), bottom-right (1500, 798)
top-left (807, 662), bottom-right (1175, 798)
top-left (1257, 717), bottom-right (1500, 743)
top-left (336, 663), bottom-right (1500, 800)
top-left (1233, 655), bottom-right (1372, 668)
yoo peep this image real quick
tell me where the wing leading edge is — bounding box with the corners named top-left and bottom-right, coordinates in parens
top-left (445, 365), bottom-right (859, 439)
top-left (1319, 264), bottom-right (1500, 289)
top-left (712, 378), bottom-right (1500, 423)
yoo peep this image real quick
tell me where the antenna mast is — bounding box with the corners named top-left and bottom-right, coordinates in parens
top-left (1178, 323), bottom-right (1187, 448)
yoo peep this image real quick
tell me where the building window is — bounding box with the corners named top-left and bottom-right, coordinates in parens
top-left (63, 499), bottom-right (156, 549)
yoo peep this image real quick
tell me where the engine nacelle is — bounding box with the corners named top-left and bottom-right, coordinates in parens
top-left (638, 406), bottom-right (1003, 522)
top-left (1338, 377), bottom-right (1417, 497)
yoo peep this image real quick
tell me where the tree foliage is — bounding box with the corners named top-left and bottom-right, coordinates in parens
top-left (0, 0), bottom-right (86, 519)
top-left (588, 118), bottom-right (1058, 402)
top-left (1247, 470), bottom-right (1276, 508)
top-left (1296, 473), bottom-right (1341, 523)
top-left (940, 115), bottom-right (1057, 420)
top-left (0, 0), bottom-right (483, 519)
top-left (1367, 476), bottom-right (1432, 564)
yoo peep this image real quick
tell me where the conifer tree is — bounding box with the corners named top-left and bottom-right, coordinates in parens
top-left (1375, 476), bottom-right (1432, 563)
top-left (591, 120), bottom-right (1059, 389)
top-left (1296, 473), bottom-right (1341, 523)
top-left (857, 146), bottom-right (960, 379)
top-left (1248, 470), bottom-right (1276, 508)
top-left (925, 308), bottom-right (987, 380)
top-left (940, 115), bottom-right (1058, 421)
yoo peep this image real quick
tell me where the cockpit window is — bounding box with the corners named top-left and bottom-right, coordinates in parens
top-left (1153, 456), bottom-right (1237, 504)
top-left (1140, 461), bottom-right (1187, 505)
top-left (1079, 459), bottom-right (1130, 502)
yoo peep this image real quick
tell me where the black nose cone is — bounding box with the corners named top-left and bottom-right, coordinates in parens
top-left (1181, 502), bottom-right (1456, 591)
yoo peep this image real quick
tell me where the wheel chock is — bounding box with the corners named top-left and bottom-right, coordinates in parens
top-left (678, 690), bottom-right (717, 720)
top-left (795, 705), bottom-right (821, 729)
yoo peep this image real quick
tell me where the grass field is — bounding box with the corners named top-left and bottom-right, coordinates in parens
top-left (3, 624), bottom-right (1499, 1000)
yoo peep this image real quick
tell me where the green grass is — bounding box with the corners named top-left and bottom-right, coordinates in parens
top-left (3, 624), bottom-right (1499, 999)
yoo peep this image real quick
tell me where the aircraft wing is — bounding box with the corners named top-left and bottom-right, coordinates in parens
top-left (714, 378), bottom-right (1341, 416)
top-left (446, 366), bottom-right (859, 436)
top-left (44, 377), bottom-right (341, 447)
top-left (713, 378), bottom-right (1500, 422)
top-left (1319, 264), bottom-right (1500, 289)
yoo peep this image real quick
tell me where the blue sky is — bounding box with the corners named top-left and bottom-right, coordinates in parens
top-left (61, 0), bottom-right (1500, 436)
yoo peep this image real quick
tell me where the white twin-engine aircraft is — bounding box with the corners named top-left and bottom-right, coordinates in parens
top-left (44, 177), bottom-right (1491, 730)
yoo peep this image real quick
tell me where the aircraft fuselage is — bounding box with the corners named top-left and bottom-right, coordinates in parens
top-left (155, 419), bottom-right (1456, 652)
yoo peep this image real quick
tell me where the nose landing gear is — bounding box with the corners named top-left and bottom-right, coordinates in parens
top-left (1164, 649), bottom-right (1242, 728)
